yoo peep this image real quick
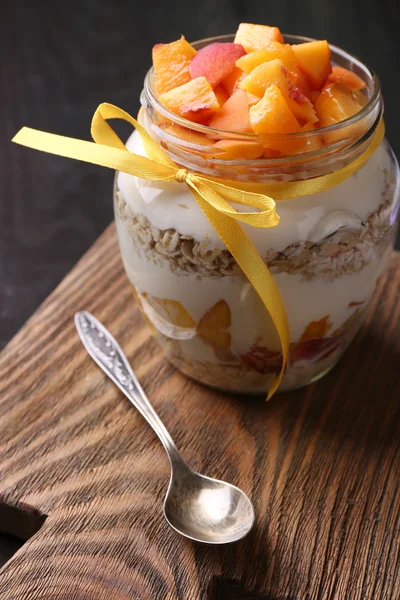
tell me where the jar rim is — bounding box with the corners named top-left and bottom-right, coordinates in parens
top-left (143, 33), bottom-right (382, 145)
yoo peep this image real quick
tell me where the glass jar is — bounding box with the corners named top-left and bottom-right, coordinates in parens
top-left (114, 34), bottom-right (400, 394)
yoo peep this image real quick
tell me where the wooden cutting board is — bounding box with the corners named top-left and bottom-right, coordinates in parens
top-left (0, 224), bottom-right (399, 600)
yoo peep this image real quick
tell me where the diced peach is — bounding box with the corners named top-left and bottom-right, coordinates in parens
top-left (214, 84), bottom-right (230, 106)
top-left (290, 336), bottom-right (340, 363)
top-left (240, 59), bottom-right (317, 124)
top-left (249, 85), bottom-right (302, 155)
top-left (197, 300), bottom-right (231, 350)
top-left (288, 85), bottom-right (318, 124)
top-left (162, 300), bottom-right (196, 328)
top-left (240, 59), bottom-right (288, 97)
top-left (236, 42), bottom-right (297, 74)
top-left (143, 294), bottom-right (196, 328)
top-left (263, 148), bottom-right (282, 158)
top-left (292, 40), bottom-right (332, 90)
top-left (315, 83), bottom-right (364, 125)
top-left (234, 23), bottom-right (284, 52)
top-left (262, 122), bottom-right (322, 157)
top-left (162, 124), bottom-right (215, 146)
top-left (198, 299), bottom-right (231, 330)
top-left (209, 90), bottom-right (251, 133)
top-left (300, 122), bottom-right (323, 151)
top-left (247, 92), bottom-right (261, 106)
top-left (314, 83), bottom-right (365, 143)
top-left (290, 68), bottom-right (313, 100)
top-left (208, 140), bottom-right (264, 160)
top-left (300, 316), bottom-right (331, 341)
top-left (326, 66), bottom-right (367, 91)
top-left (250, 84), bottom-right (300, 134)
top-left (240, 346), bottom-right (282, 374)
top-left (189, 42), bottom-right (245, 88)
top-left (311, 90), bottom-right (320, 104)
top-left (221, 66), bottom-right (245, 96)
top-left (159, 77), bottom-right (220, 124)
top-left (152, 36), bottom-right (197, 95)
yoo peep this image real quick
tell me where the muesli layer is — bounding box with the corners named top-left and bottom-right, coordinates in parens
top-left (115, 174), bottom-right (395, 282)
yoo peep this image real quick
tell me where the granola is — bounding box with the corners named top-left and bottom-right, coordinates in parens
top-left (115, 173), bottom-right (397, 281)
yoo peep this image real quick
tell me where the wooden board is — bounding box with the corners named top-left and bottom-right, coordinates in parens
top-left (0, 224), bottom-right (399, 600)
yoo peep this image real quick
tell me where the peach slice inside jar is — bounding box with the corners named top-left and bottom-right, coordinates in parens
top-left (240, 59), bottom-right (317, 124)
top-left (159, 76), bottom-right (220, 124)
top-left (209, 89), bottom-right (252, 133)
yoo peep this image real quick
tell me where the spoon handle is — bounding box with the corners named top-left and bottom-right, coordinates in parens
top-left (75, 311), bottom-right (183, 466)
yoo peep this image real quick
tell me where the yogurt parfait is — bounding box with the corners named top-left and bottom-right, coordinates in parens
top-left (114, 23), bottom-right (399, 394)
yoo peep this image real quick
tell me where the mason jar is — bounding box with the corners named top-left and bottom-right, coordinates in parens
top-left (114, 34), bottom-right (400, 394)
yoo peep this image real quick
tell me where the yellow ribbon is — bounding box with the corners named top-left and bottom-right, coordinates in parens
top-left (12, 103), bottom-right (384, 399)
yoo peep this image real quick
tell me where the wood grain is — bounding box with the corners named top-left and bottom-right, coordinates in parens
top-left (0, 224), bottom-right (399, 599)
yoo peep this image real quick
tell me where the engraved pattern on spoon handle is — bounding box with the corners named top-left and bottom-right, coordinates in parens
top-left (74, 311), bottom-right (181, 462)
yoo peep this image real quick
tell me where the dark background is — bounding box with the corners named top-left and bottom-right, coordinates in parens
top-left (0, 0), bottom-right (399, 566)
top-left (1, 0), bottom-right (400, 351)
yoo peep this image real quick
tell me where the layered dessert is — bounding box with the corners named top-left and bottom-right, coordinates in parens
top-left (114, 23), bottom-right (399, 393)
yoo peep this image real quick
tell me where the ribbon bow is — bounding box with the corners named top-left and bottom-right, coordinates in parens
top-left (12, 103), bottom-right (385, 400)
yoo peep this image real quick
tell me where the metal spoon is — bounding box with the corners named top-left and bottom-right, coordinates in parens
top-left (75, 311), bottom-right (255, 544)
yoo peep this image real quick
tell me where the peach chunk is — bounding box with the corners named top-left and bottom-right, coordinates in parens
top-left (239, 59), bottom-right (288, 96)
top-left (209, 90), bottom-right (251, 133)
top-left (209, 140), bottom-right (264, 160)
top-left (221, 66), bottom-right (245, 95)
top-left (290, 68), bottom-right (313, 100)
top-left (326, 66), bottom-right (367, 90)
top-left (292, 40), bottom-right (332, 90)
top-left (263, 148), bottom-right (282, 158)
top-left (159, 76), bottom-right (220, 124)
top-left (300, 315), bottom-right (332, 341)
top-left (250, 85), bottom-right (301, 154)
top-left (314, 83), bottom-right (365, 143)
top-left (289, 85), bottom-right (318, 124)
top-left (311, 90), bottom-right (320, 104)
top-left (143, 294), bottom-right (196, 328)
top-left (197, 300), bottom-right (231, 350)
top-left (240, 59), bottom-right (317, 124)
top-left (162, 124), bottom-right (215, 147)
top-left (247, 92), bottom-right (261, 106)
top-left (189, 42), bottom-right (245, 88)
top-left (214, 84), bottom-right (230, 106)
top-left (250, 84), bottom-right (300, 134)
top-left (315, 83), bottom-right (364, 125)
top-left (300, 122), bottom-right (323, 151)
top-left (234, 23), bottom-right (284, 53)
top-left (236, 42), bottom-right (297, 74)
top-left (152, 36), bottom-right (197, 95)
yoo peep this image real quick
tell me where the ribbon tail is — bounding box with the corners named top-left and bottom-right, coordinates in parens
top-left (187, 180), bottom-right (290, 399)
top-left (12, 127), bottom-right (177, 181)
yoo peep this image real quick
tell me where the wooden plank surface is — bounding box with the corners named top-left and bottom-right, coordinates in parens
top-left (0, 223), bottom-right (399, 600)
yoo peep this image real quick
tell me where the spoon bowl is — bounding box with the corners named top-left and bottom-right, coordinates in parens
top-left (164, 470), bottom-right (255, 544)
top-left (75, 311), bottom-right (255, 545)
